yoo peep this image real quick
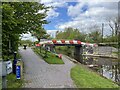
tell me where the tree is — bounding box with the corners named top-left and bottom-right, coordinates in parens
top-left (56, 27), bottom-right (86, 41)
top-left (32, 28), bottom-right (50, 42)
top-left (2, 2), bottom-right (49, 59)
top-left (32, 28), bottom-right (46, 42)
top-left (32, 27), bottom-right (50, 42)
top-left (86, 24), bottom-right (102, 43)
top-left (108, 17), bottom-right (119, 36)
top-left (88, 31), bottom-right (102, 43)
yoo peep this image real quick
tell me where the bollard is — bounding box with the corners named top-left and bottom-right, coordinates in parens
top-left (13, 52), bottom-right (17, 74)
top-left (16, 61), bottom-right (21, 79)
top-left (16, 59), bottom-right (23, 79)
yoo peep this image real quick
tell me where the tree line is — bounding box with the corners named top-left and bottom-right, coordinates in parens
top-left (56, 26), bottom-right (118, 44)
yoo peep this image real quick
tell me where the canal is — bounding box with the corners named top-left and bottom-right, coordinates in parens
top-left (82, 56), bottom-right (120, 83)
top-left (55, 46), bottom-right (120, 85)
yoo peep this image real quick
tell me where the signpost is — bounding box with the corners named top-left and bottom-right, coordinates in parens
top-left (5, 61), bottom-right (12, 74)
top-left (1, 61), bottom-right (13, 88)
top-left (2, 62), bottom-right (7, 88)
top-left (16, 64), bottom-right (21, 79)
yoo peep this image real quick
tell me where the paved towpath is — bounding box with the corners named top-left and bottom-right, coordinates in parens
top-left (19, 47), bottom-right (76, 88)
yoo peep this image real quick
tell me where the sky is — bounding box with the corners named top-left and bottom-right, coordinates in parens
top-left (22, 0), bottom-right (119, 41)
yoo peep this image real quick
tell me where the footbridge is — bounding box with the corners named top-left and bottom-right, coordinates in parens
top-left (39, 40), bottom-right (97, 47)
top-left (36, 40), bottom-right (98, 63)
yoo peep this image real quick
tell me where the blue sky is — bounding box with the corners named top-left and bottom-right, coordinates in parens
top-left (44, 7), bottom-right (70, 30)
top-left (22, 0), bottom-right (118, 40)
top-left (44, 2), bottom-right (78, 30)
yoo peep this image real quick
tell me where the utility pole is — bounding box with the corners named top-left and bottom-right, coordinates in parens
top-left (118, 30), bottom-right (120, 85)
top-left (2, 62), bottom-right (7, 89)
top-left (102, 23), bottom-right (104, 43)
top-left (118, 1), bottom-right (120, 85)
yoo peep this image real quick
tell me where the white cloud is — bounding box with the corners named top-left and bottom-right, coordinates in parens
top-left (45, 2), bottom-right (68, 8)
top-left (46, 8), bottom-right (59, 19)
top-left (21, 33), bottom-right (37, 41)
top-left (67, 2), bottom-right (118, 18)
top-left (67, 2), bottom-right (85, 17)
top-left (38, 10), bottom-right (45, 14)
top-left (40, 0), bottom-right (53, 3)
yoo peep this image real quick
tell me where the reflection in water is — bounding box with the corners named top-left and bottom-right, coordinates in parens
top-left (83, 56), bottom-right (120, 84)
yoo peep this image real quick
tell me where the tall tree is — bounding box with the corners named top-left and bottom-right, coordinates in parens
top-left (32, 27), bottom-right (50, 42)
top-left (2, 2), bottom-right (49, 59)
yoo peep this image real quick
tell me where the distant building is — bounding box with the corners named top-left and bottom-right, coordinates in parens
top-left (46, 30), bottom-right (58, 38)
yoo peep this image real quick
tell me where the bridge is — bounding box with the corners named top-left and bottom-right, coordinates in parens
top-left (36, 40), bottom-right (98, 63)
top-left (36, 40), bottom-right (119, 63)
top-left (39, 40), bottom-right (97, 46)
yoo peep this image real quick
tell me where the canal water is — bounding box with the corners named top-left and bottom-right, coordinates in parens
top-left (82, 56), bottom-right (120, 83)
top-left (82, 46), bottom-right (120, 84)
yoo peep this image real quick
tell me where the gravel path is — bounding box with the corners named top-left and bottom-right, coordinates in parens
top-left (19, 47), bottom-right (76, 88)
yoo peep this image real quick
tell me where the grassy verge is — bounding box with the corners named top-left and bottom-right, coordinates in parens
top-left (71, 64), bottom-right (119, 88)
top-left (113, 52), bottom-right (119, 55)
top-left (7, 52), bottom-right (24, 88)
top-left (33, 47), bottom-right (64, 64)
top-left (7, 74), bottom-right (23, 88)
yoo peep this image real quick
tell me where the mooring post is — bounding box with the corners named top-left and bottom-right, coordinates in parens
top-left (74, 45), bottom-right (83, 63)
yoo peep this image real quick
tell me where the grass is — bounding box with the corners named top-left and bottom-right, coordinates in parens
top-left (6, 52), bottom-right (24, 88)
top-left (55, 46), bottom-right (74, 58)
top-left (113, 52), bottom-right (119, 55)
top-left (7, 74), bottom-right (23, 88)
top-left (71, 64), bottom-right (119, 88)
top-left (33, 47), bottom-right (64, 64)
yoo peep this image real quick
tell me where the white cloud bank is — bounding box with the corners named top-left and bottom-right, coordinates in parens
top-left (56, 1), bottom-right (118, 35)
